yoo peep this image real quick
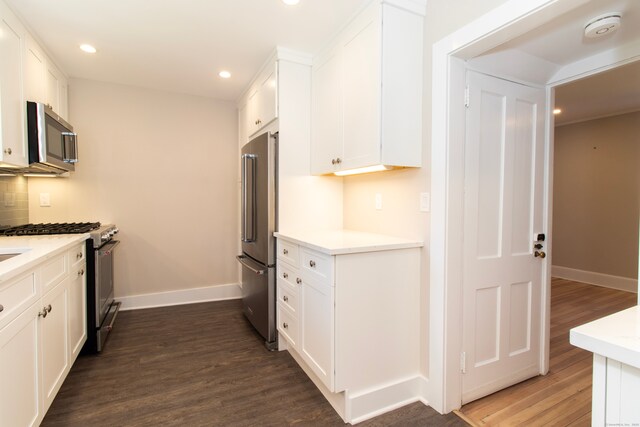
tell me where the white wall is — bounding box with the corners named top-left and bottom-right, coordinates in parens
top-left (28, 79), bottom-right (239, 300)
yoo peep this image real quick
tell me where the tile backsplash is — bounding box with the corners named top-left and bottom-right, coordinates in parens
top-left (0, 176), bottom-right (29, 227)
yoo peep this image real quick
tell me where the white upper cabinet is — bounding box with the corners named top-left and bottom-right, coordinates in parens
top-left (245, 64), bottom-right (278, 138)
top-left (0, 2), bottom-right (28, 166)
top-left (24, 34), bottom-right (69, 120)
top-left (311, 0), bottom-right (425, 175)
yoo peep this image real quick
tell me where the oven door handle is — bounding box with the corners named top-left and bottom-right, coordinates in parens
top-left (97, 240), bottom-right (120, 255)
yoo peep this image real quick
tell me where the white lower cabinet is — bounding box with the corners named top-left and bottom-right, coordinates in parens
top-left (275, 232), bottom-right (422, 422)
top-left (0, 242), bottom-right (87, 426)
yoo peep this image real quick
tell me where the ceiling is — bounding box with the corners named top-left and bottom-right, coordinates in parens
top-left (467, 0), bottom-right (640, 125)
top-left (555, 60), bottom-right (640, 125)
top-left (6, 0), bottom-right (367, 101)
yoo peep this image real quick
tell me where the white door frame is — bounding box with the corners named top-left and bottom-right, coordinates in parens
top-left (428, 0), bottom-right (640, 414)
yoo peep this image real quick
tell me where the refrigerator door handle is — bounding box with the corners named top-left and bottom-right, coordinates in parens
top-left (241, 154), bottom-right (257, 242)
top-left (236, 255), bottom-right (266, 275)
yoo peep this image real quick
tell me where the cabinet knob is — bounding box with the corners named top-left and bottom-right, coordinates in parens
top-left (3, 148), bottom-right (11, 155)
top-left (283, 249), bottom-right (288, 255)
top-left (46, 304), bottom-right (52, 313)
top-left (309, 260), bottom-right (316, 268)
top-left (78, 269), bottom-right (85, 277)
top-left (296, 278), bottom-right (302, 284)
top-left (0, 304), bottom-right (3, 313)
top-left (77, 252), bottom-right (83, 259)
top-left (283, 295), bottom-right (289, 302)
top-left (283, 322), bottom-right (288, 329)
top-left (38, 308), bottom-right (48, 318)
top-left (331, 158), bottom-right (336, 165)
top-left (283, 272), bottom-right (288, 279)
top-left (336, 158), bottom-right (342, 164)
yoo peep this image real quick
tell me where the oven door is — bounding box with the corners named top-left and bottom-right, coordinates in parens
top-left (95, 240), bottom-right (120, 326)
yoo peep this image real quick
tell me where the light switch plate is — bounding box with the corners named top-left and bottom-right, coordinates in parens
top-left (39, 193), bottom-right (51, 207)
top-left (420, 192), bottom-right (430, 212)
top-left (375, 193), bottom-right (383, 210)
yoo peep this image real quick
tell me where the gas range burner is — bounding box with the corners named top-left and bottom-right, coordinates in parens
top-left (1, 222), bottom-right (101, 236)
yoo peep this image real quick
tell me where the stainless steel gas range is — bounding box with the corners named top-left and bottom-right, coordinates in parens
top-left (1, 222), bottom-right (121, 352)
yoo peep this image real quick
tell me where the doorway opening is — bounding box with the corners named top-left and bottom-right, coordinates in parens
top-left (429, 0), bottom-right (640, 415)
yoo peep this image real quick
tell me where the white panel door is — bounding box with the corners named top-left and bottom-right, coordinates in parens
top-left (462, 70), bottom-right (546, 403)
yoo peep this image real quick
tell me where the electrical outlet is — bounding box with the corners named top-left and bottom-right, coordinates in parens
top-left (420, 192), bottom-right (430, 212)
top-left (375, 193), bottom-right (383, 210)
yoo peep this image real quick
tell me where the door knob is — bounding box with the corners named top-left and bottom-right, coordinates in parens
top-left (534, 251), bottom-right (546, 259)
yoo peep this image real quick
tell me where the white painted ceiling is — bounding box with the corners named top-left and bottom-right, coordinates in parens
top-left (6, 0), bottom-right (367, 101)
top-left (468, 0), bottom-right (640, 125)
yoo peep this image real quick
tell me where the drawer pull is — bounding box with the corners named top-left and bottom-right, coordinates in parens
top-left (283, 322), bottom-right (288, 329)
top-left (38, 307), bottom-right (48, 318)
top-left (283, 272), bottom-right (288, 279)
top-left (283, 249), bottom-right (288, 255)
top-left (283, 295), bottom-right (289, 302)
top-left (78, 269), bottom-right (85, 277)
top-left (296, 278), bottom-right (302, 284)
top-left (0, 304), bottom-right (3, 313)
top-left (309, 260), bottom-right (316, 268)
top-left (46, 304), bottom-right (52, 313)
top-left (76, 252), bottom-right (82, 259)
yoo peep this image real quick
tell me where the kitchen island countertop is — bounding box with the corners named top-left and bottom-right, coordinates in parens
top-left (274, 229), bottom-right (423, 255)
top-left (0, 234), bottom-right (89, 284)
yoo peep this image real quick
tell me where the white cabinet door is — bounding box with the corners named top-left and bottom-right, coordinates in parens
top-left (45, 64), bottom-right (60, 113)
top-left (341, 15), bottom-right (380, 171)
top-left (300, 278), bottom-right (334, 391)
top-left (0, 303), bottom-right (42, 427)
top-left (68, 265), bottom-right (86, 361)
top-left (0, 4), bottom-right (28, 166)
top-left (310, 52), bottom-right (343, 175)
top-left (24, 36), bottom-right (46, 104)
top-left (40, 280), bottom-right (69, 412)
top-left (59, 79), bottom-right (68, 120)
top-left (257, 70), bottom-right (277, 129)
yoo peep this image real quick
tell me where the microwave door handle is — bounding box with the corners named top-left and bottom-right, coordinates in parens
top-left (62, 133), bottom-right (78, 163)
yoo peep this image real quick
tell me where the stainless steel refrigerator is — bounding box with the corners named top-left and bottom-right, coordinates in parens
top-left (236, 132), bottom-right (278, 350)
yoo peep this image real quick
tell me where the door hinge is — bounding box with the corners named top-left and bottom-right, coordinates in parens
top-left (460, 351), bottom-right (467, 374)
top-left (464, 86), bottom-right (470, 108)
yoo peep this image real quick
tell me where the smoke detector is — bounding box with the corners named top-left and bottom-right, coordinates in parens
top-left (584, 13), bottom-right (622, 38)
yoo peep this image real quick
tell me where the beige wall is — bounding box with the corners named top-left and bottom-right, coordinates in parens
top-left (342, 0), bottom-right (510, 377)
top-left (28, 79), bottom-right (238, 298)
top-left (553, 112), bottom-right (640, 279)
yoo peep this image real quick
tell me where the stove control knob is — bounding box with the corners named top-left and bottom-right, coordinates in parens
top-left (101, 233), bottom-right (110, 241)
top-left (112, 227), bottom-right (119, 235)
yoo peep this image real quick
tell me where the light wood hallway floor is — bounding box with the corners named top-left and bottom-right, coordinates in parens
top-left (458, 278), bottom-right (637, 427)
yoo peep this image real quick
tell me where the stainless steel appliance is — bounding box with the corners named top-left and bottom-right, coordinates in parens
top-left (236, 132), bottom-right (278, 350)
top-left (0, 222), bottom-right (120, 352)
top-left (26, 101), bottom-right (78, 173)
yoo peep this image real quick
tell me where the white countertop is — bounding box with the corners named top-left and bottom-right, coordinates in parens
top-left (274, 229), bottom-right (423, 255)
top-left (0, 234), bottom-right (89, 284)
top-left (570, 306), bottom-right (640, 369)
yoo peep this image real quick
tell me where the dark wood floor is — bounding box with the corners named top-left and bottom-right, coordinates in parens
top-left (459, 278), bottom-right (637, 426)
top-left (43, 299), bottom-right (467, 426)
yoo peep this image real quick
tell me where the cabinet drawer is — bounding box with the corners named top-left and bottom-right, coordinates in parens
top-left (277, 240), bottom-right (299, 267)
top-left (277, 261), bottom-right (301, 289)
top-left (0, 273), bottom-right (37, 330)
top-left (277, 303), bottom-right (298, 347)
top-left (277, 279), bottom-right (298, 314)
top-left (301, 249), bottom-right (332, 285)
top-left (69, 244), bottom-right (85, 269)
top-left (40, 253), bottom-right (67, 293)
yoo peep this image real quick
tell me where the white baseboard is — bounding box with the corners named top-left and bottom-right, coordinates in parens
top-left (117, 283), bottom-right (242, 311)
top-left (552, 266), bottom-right (638, 293)
top-left (347, 375), bottom-right (430, 424)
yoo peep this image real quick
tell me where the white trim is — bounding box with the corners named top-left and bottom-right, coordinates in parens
top-left (117, 283), bottom-right (242, 311)
top-left (346, 376), bottom-right (429, 424)
top-left (276, 47), bottom-right (313, 66)
top-left (383, 0), bottom-right (427, 17)
top-left (552, 266), bottom-right (638, 293)
top-left (555, 107), bottom-right (640, 127)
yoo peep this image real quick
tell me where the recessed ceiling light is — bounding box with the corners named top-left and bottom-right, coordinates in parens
top-left (282, 0), bottom-right (300, 5)
top-left (80, 44), bottom-right (97, 53)
top-left (553, 108), bottom-right (562, 115)
top-left (219, 71), bottom-right (231, 79)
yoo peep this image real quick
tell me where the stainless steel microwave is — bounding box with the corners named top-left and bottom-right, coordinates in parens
top-left (26, 101), bottom-right (78, 172)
